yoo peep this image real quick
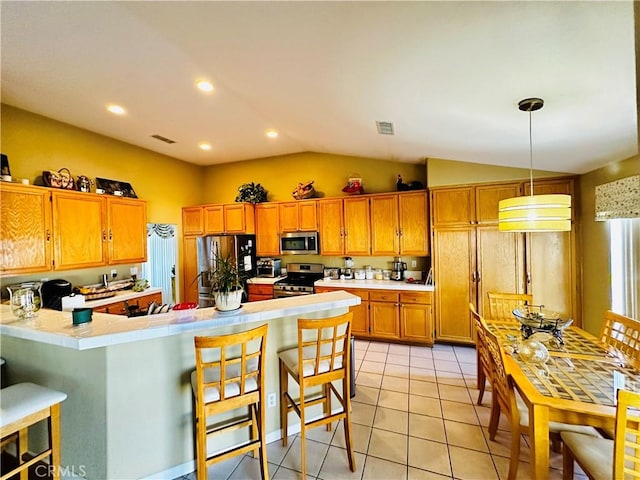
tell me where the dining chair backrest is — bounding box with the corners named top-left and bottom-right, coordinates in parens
top-left (484, 322), bottom-right (520, 424)
top-left (599, 310), bottom-right (640, 368)
top-left (487, 292), bottom-right (533, 322)
top-left (613, 388), bottom-right (640, 478)
top-left (471, 303), bottom-right (492, 405)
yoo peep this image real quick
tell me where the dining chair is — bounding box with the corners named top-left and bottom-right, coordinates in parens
top-left (560, 388), bottom-right (640, 480)
top-left (483, 324), bottom-right (601, 480)
top-left (191, 323), bottom-right (269, 480)
top-left (599, 310), bottom-right (640, 369)
top-left (486, 291), bottom-right (533, 322)
top-left (279, 312), bottom-right (355, 477)
top-left (470, 303), bottom-right (492, 405)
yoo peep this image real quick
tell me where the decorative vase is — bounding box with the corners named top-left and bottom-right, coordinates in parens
top-left (214, 290), bottom-right (243, 311)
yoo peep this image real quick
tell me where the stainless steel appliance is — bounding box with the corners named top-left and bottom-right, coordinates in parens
top-left (280, 232), bottom-right (319, 255)
top-left (391, 257), bottom-right (407, 281)
top-left (197, 235), bottom-right (256, 307)
top-left (342, 256), bottom-right (354, 280)
top-left (273, 263), bottom-right (324, 298)
top-left (257, 258), bottom-right (281, 278)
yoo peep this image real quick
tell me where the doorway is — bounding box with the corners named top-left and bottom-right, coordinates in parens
top-left (142, 223), bottom-right (178, 304)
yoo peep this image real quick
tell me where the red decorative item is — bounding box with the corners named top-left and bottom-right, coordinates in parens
top-left (342, 174), bottom-right (364, 195)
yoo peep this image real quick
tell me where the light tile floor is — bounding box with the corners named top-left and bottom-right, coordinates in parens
top-left (177, 340), bottom-right (589, 479)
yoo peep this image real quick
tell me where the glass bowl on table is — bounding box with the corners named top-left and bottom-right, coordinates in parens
top-left (512, 306), bottom-right (573, 346)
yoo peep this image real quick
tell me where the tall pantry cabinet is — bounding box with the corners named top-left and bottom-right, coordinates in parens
top-left (430, 178), bottom-right (578, 344)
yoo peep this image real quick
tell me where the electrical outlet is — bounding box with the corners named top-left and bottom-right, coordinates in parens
top-left (411, 260), bottom-right (417, 268)
top-left (110, 269), bottom-right (117, 278)
top-left (267, 392), bottom-right (277, 408)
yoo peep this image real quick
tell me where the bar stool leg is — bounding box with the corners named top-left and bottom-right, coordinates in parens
top-left (323, 383), bottom-right (332, 432)
top-left (279, 359), bottom-right (289, 447)
top-left (18, 427), bottom-right (28, 480)
top-left (342, 376), bottom-right (355, 471)
top-left (50, 403), bottom-right (62, 480)
top-left (299, 384), bottom-right (307, 478)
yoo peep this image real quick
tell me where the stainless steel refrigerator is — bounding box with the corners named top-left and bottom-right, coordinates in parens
top-left (196, 234), bottom-right (256, 307)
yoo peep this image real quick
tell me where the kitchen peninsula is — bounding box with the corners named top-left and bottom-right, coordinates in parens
top-left (0, 291), bottom-right (360, 479)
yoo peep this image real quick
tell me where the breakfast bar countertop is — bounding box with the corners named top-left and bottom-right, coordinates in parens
top-left (0, 291), bottom-right (360, 350)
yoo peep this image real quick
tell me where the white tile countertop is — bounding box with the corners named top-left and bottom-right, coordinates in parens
top-left (315, 278), bottom-right (434, 291)
top-left (82, 287), bottom-right (164, 308)
top-left (0, 291), bottom-right (360, 350)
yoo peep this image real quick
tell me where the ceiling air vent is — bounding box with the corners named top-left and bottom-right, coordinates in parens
top-left (376, 121), bottom-right (395, 136)
top-left (151, 134), bottom-right (176, 144)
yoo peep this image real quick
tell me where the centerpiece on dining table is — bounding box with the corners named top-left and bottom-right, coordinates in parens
top-left (512, 303), bottom-right (573, 345)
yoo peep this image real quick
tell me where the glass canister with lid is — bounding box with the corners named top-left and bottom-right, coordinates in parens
top-left (7, 281), bottom-right (43, 320)
top-left (365, 265), bottom-right (374, 280)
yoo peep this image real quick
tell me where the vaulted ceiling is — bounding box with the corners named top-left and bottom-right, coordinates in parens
top-left (1, 1), bottom-right (636, 174)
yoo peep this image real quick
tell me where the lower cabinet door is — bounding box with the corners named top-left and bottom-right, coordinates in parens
top-left (370, 301), bottom-right (400, 338)
top-left (401, 303), bottom-right (433, 344)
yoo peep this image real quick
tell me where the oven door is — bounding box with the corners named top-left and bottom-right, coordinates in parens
top-left (273, 288), bottom-right (313, 299)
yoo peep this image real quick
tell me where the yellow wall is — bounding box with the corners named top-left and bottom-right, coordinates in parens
top-left (201, 151), bottom-right (427, 204)
top-left (426, 157), bottom-right (567, 187)
top-left (579, 154), bottom-right (640, 334)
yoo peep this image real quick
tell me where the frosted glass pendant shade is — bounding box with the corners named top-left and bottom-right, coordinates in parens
top-left (498, 194), bottom-right (571, 232)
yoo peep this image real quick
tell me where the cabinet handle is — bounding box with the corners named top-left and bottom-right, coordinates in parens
top-left (472, 271), bottom-right (477, 282)
top-left (46, 229), bottom-right (51, 242)
top-left (399, 229), bottom-right (403, 237)
top-left (476, 271), bottom-right (481, 282)
top-left (109, 229), bottom-right (113, 241)
top-left (526, 272), bottom-right (531, 285)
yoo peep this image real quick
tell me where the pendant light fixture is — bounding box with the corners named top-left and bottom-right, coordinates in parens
top-left (498, 98), bottom-right (571, 232)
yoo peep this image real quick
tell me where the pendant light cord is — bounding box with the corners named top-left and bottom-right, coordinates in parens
top-left (528, 109), bottom-right (534, 197)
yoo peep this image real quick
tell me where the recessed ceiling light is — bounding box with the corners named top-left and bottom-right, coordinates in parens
top-left (196, 80), bottom-right (214, 93)
top-left (199, 143), bottom-right (212, 151)
top-left (107, 104), bottom-right (126, 115)
top-left (265, 129), bottom-right (278, 138)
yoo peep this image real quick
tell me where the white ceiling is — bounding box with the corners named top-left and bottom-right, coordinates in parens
top-left (1, 1), bottom-right (637, 174)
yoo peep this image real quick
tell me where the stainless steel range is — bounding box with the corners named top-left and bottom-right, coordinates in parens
top-left (273, 263), bottom-right (324, 298)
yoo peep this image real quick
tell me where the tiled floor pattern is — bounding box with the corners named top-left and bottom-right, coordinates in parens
top-left (177, 340), bottom-right (589, 479)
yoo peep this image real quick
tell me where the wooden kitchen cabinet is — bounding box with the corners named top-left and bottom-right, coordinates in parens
top-left (182, 207), bottom-right (204, 236)
top-left (182, 235), bottom-right (200, 304)
top-left (318, 197), bottom-right (370, 256)
top-left (52, 191), bottom-right (107, 269)
top-left (279, 200), bottom-right (317, 232)
top-left (92, 291), bottom-right (163, 315)
top-left (247, 283), bottom-right (274, 302)
top-left (400, 291), bottom-right (434, 344)
top-left (316, 285), bottom-right (433, 345)
top-left (0, 183), bottom-right (52, 275)
top-left (431, 177), bottom-right (579, 344)
top-left (255, 203), bottom-right (280, 257)
top-left (107, 197), bottom-right (147, 264)
top-left (52, 191), bottom-right (147, 270)
top-left (370, 191), bottom-right (429, 256)
top-left (204, 203), bottom-right (255, 234)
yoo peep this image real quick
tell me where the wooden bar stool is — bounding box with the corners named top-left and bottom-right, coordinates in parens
top-left (278, 312), bottom-right (355, 477)
top-left (0, 382), bottom-right (67, 480)
top-left (191, 324), bottom-right (269, 480)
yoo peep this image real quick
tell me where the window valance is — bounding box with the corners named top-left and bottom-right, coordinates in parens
top-left (595, 175), bottom-right (640, 221)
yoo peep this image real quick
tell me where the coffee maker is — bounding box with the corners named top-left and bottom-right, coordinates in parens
top-left (390, 257), bottom-right (407, 281)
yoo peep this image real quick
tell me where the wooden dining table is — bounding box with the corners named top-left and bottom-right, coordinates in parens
top-left (486, 321), bottom-right (640, 480)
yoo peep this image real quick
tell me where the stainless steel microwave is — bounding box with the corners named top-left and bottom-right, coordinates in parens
top-left (280, 232), bottom-right (319, 255)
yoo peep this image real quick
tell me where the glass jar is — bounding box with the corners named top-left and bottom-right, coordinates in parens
top-left (374, 269), bottom-right (383, 280)
top-left (365, 265), bottom-right (374, 280)
top-left (7, 281), bottom-right (43, 320)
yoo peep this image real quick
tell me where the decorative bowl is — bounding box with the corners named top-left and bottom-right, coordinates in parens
top-left (512, 307), bottom-right (573, 331)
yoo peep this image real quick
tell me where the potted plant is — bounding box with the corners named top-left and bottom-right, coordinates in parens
top-left (235, 182), bottom-right (267, 204)
top-left (203, 250), bottom-right (246, 311)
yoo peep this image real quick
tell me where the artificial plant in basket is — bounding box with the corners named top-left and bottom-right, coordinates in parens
top-left (235, 182), bottom-right (267, 203)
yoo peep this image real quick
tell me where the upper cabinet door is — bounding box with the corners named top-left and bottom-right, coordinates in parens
top-left (256, 203), bottom-right (280, 257)
top-left (52, 191), bottom-right (106, 270)
top-left (343, 197), bottom-right (370, 255)
top-left (475, 183), bottom-right (521, 224)
top-left (225, 203), bottom-right (255, 234)
top-left (204, 205), bottom-right (224, 234)
top-left (278, 202), bottom-right (299, 232)
top-left (0, 184), bottom-right (52, 275)
top-left (318, 198), bottom-right (344, 255)
top-left (430, 187), bottom-right (475, 226)
top-left (399, 191), bottom-right (429, 255)
top-left (370, 194), bottom-right (399, 256)
top-left (182, 207), bottom-right (204, 236)
top-left (297, 200), bottom-right (318, 231)
top-left (107, 198), bottom-right (147, 264)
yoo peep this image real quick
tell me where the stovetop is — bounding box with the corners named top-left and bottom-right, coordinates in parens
top-left (274, 263), bottom-right (324, 288)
